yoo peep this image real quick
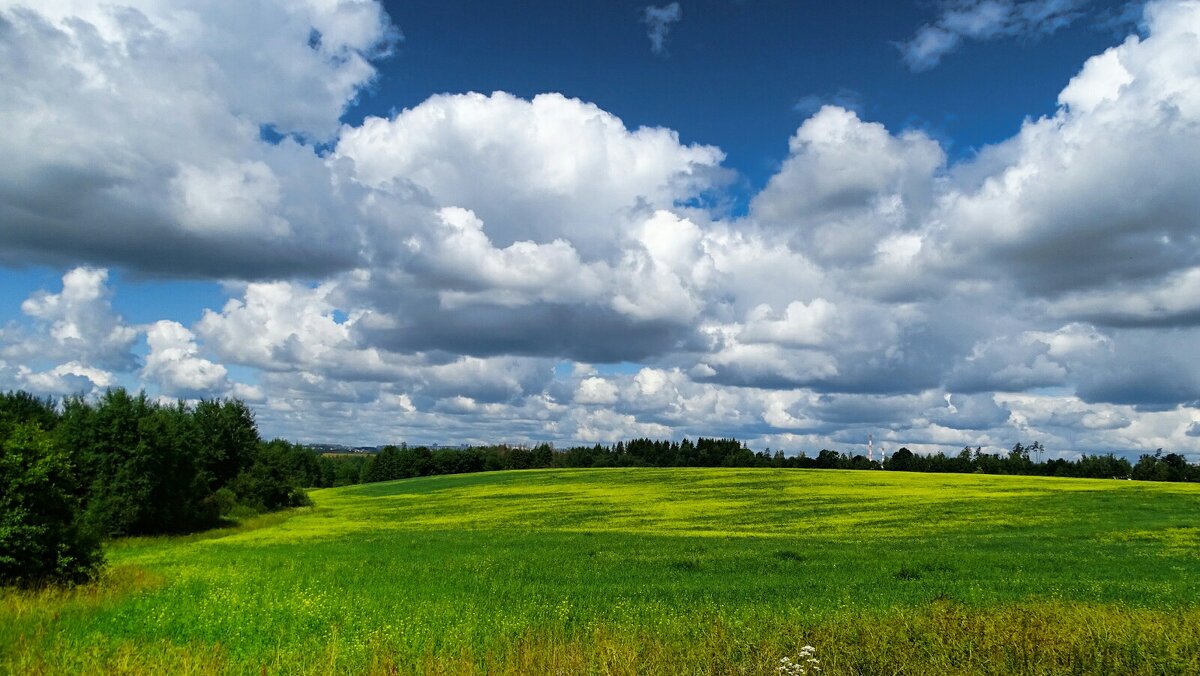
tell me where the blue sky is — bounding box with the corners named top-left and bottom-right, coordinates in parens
top-left (3, 0), bottom-right (1199, 459)
top-left (367, 1), bottom-right (1132, 182)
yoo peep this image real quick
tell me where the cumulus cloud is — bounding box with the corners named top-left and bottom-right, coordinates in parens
top-left (1050, 268), bottom-right (1200, 327)
top-left (926, 393), bottom-right (1012, 430)
top-left (948, 332), bottom-right (1071, 393)
top-left (641, 2), bottom-right (682, 56)
top-left (336, 91), bottom-right (725, 256)
top-left (0, 0), bottom-right (396, 276)
top-left (195, 277), bottom-right (557, 406)
top-left (141, 320), bottom-right (232, 399)
top-left (574, 408), bottom-right (673, 443)
top-left (899, 0), bottom-right (1086, 71)
top-left (576, 377), bottom-right (621, 405)
top-left (324, 92), bottom-right (729, 363)
top-left (1, 267), bottom-right (136, 373)
top-left (926, 1), bottom-right (1200, 300)
top-left (1072, 330), bottom-right (1200, 409)
top-left (739, 299), bottom-right (838, 348)
top-left (421, 357), bottom-right (554, 404)
top-left (196, 279), bottom-right (375, 375)
top-left (751, 106), bottom-right (944, 269)
top-left (0, 266), bottom-right (269, 400)
top-left (13, 362), bottom-right (119, 397)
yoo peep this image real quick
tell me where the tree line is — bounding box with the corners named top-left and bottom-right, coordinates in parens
top-left (295, 437), bottom-right (750, 487)
top-left (879, 442), bottom-right (1200, 481)
top-left (333, 437), bottom-right (1200, 484)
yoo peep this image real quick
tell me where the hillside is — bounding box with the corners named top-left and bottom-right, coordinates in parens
top-left (4, 468), bottom-right (1199, 674)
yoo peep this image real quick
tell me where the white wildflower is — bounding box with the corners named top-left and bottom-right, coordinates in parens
top-left (777, 645), bottom-right (821, 675)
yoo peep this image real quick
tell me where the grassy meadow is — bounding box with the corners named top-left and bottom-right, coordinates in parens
top-left (3, 468), bottom-right (1199, 674)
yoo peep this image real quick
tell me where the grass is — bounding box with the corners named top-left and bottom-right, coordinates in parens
top-left (3, 468), bottom-right (1199, 674)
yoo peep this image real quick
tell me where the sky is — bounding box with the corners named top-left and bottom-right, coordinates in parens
top-left (2, 0), bottom-right (1199, 459)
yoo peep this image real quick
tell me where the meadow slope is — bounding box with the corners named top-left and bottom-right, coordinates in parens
top-left (3, 468), bottom-right (1199, 674)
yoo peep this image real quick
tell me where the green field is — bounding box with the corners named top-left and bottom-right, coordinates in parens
top-left (4, 468), bottom-right (1199, 674)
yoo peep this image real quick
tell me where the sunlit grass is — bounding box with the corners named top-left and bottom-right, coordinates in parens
top-left (3, 468), bottom-right (1199, 674)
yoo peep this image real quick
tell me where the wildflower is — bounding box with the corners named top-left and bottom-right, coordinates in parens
top-left (777, 646), bottom-right (820, 675)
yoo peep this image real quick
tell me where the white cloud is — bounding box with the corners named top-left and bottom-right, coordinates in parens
top-left (576, 377), bottom-right (620, 405)
top-left (899, 0), bottom-right (1085, 71)
top-left (141, 320), bottom-right (230, 398)
top-left (751, 106), bottom-right (944, 269)
top-left (422, 356), bottom-right (553, 404)
top-left (16, 361), bottom-right (117, 396)
top-left (3, 0), bottom-right (396, 140)
top-left (2, 267), bottom-right (136, 372)
top-left (172, 161), bottom-right (289, 237)
top-left (927, 1), bottom-right (1200, 298)
top-left (0, 0), bottom-right (396, 276)
top-left (572, 407), bottom-right (672, 443)
top-left (1058, 47), bottom-right (1136, 112)
top-left (414, 207), bottom-right (604, 309)
top-left (1049, 267), bottom-right (1200, 327)
top-left (641, 2), bottom-right (682, 56)
top-left (335, 91), bottom-right (725, 257)
top-left (698, 339), bottom-right (840, 389)
top-left (739, 299), bottom-right (837, 349)
top-left (196, 280), bottom-right (365, 373)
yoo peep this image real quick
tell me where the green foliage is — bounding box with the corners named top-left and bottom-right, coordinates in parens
top-left (50, 390), bottom-right (313, 539)
top-left (0, 423), bottom-right (102, 586)
top-left (1131, 449), bottom-right (1200, 482)
top-left (193, 399), bottom-right (259, 491)
top-left (363, 445), bottom-right (445, 482)
top-left (1, 388), bottom-right (320, 587)
top-left (886, 446), bottom-right (915, 471)
top-left (59, 390), bottom-right (215, 536)
top-left (0, 391), bottom-right (57, 439)
top-left (320, 454), bottom-right (370, 487)
top-left (209, 488), bottom-right (237, 517)
top-left (231, 444), bottom-right (312, 512)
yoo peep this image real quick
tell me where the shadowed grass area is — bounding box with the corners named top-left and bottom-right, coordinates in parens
top-left (3, 468), bottom-right (1199, 674)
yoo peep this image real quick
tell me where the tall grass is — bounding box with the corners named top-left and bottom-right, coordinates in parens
top-left (3, 468), bottom-right (1198, 674)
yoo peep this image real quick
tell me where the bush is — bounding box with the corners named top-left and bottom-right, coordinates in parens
top-left (232, 461), bottom-right (312, 512)
top-left (0, 423), bottom-right (102, 586)
top-left (208, 487), bottom-right (238, 517)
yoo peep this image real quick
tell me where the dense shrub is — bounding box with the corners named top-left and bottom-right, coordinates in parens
top-left (233, 443), bottom-right (313, 511)
top-left (0, 423), bottom-right (102, 586)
